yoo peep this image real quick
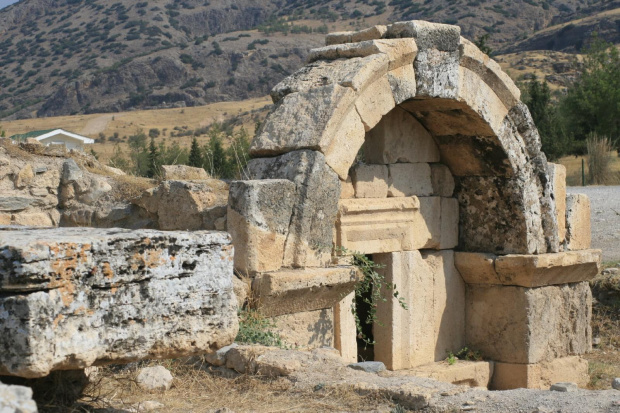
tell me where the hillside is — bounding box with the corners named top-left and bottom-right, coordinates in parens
top-left (0, 0), bottom-right (618, 120)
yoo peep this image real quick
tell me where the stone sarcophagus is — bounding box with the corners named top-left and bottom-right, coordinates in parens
top-left (227, 19), bottom-right (601, 390)
top-left (0, 228), bottom-right (238, 378)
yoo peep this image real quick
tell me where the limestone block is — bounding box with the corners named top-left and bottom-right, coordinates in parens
top-left (465, 282), bottom-right (592, 364)
top-left (430, 164), bottom-right (455, 197)
top-left (136, 366), bottom-right (173, 391)
top-left (11, 212), bottom-right (55, 227)
top-left (0, 196), bottom-right (35, 212)
top-left (340, 176), bottom-right (355, 199)
top-left (334, 292), bottom-right (357, 363)
top-left (0, 381), bottom-right (37, 413)
top-left (248, 151), bottom-right (341, 268)
top-left (325, 108), bottom-right (367, 179)
top-left (364, 108), bottom-right (440, 164)
top-left (0, 213), bottom-right (11, 225)
top-left (455, 250), bottom-right (600, 287)
top-left (14, 164), bottom-right (34, 189)
top-left (422, 250), bottom-right (465, 362)
top-left (355, 77), bottom-right (396, 131)
top-left (0, 228), bottom-right (238, 378)
top-left (307, 39), bottom-right (417, 71)
top-left (414, 49), bottom-right (460, 99)
top-left (253, 266), bottom-right (361, 317)
top-left (566, 194), bottom-right (591, 250)
top-left (458, 37), bottom-right (521, 110)
top-left (398, 360), bottom-right (494, 388)
top-left (352, 164), bottom-right (389, 198)
top-left (271, 308), bottom-right (334, 349)
top-left (326, 25), bottom-right (388, 45)
top-left (388, 163), bottom-right (432, 197)
top-left (161, 164), bottom-right (209, 180)
top-left (413, 196), bottom-right (441, 249)
top-left (335, 197), bottom-right (421, 254)
top-left (548, 163), bottom-right (567, 242)
top-left (491, 356), bottom-right (589, 390)
top-left (440, 197), bottom-right (459, 249)
top-left (374, 250), bottom-right (465, 370)
top-left (387, 64), bottom-right (417, 104)
top-left (61, 159), bottom-right (82, 184)
top-left (78, 177), bottom-right (112, 205)
top-left (387, 20), bottom-right (461, 51)
top-left (228, 179), bottom-right (296, 275)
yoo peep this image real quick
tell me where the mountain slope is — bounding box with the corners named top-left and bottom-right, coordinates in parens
top-left (0, 0), bottom-right (617, 120)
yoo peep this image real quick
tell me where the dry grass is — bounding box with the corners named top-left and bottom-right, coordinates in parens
top-left (43, 358), bottom-right (395, 413)
top-left (558, 150), bottom-right (620, 186)
top-left (109, 174), bottom-right (158, 202)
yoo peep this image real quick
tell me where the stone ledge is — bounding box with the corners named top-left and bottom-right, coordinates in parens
top-left (491, 356), bottom-right (589, 390)
top-left (392, 360), bottom-right (494, 388)
top-left (454, 250), bottom-right (601, 287)
top-left (253, 266), bottom-right (362, 317)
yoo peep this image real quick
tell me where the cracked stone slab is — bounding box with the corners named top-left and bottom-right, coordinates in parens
top-left (0, 228), bottom-right (238, 378)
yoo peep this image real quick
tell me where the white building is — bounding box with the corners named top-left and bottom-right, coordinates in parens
top-left (11, 129), bottom-right (94, 151)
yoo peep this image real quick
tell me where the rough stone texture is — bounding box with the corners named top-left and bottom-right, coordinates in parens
top-left (387, 163), bottom-right (432, 197)
top-left (374, 250), bottom-right (464, 370)
top-left (271, 309), bottom-right (334, 349)
top-left (307, 39), bottom-right (417, 71)
top-left (414, 197), bottom-right (441, 249)
top-left (351, 164), bottom-right (389, 198)
top-left (0, 381), bottom-right (38, 413)
top-left (133, 179), bottom-right (229, 231)
top-left (349, 361), bottom-right (386, 373)
top-left (395, 360), bottom-right (494, 388)
top-left (430, 164), bottom-right (455, 197)
top-left (440, 197), bottom-right (459, 249)
top-left (364, 107), bottom-right (440, 164)
top-left (550, 382), bottom-right (578, 392)
top-left (340, 177), bottom-right (355, 199)
top-left (325, 25), bottom-right (388, 45)
top-left (548, 163), bottom-right (567, 243)
top-left (355, 77), bottom-right (396, 131)
top-left (161, 164), bottom-right (210, 180)
top-left (336, 197), bottom-right (422, 254)
top-left (387, 20), bottom-right (461, 51)
top-left (227, 179), bottom-right (296, 275)
top-left (455, 250), bottom-right (601, 287)
top-left (492, 356), bottom-right (589, 390)
top-left (466, 282), bottom-right (592, 364)
top-left (136, 366), bottom-right (174, 392)
top-left (566, 193), bottom-right (591, 251)
top-left (387, 64), bottom-right (417, 104)
top-left (248, 150), bottom-right (340, 268)
top-left (333, 292), bottom-right (357, 363)
top-left (206, 343), bottom-right (238, 367)
top-left (0, 228), bottom-right (238, 378)
top-left (253, 267), bottom-right (360, 317)
top-left (612, 378), bottom-right (620, 390)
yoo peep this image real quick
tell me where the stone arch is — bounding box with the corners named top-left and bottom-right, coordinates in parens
top-left (244, 20), bottom-right (558, 270)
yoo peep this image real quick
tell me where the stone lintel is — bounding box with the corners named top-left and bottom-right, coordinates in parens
top-left (253, 266), bottom-right (362, 317)
top-left (454, 250), bottom-right (601, 287)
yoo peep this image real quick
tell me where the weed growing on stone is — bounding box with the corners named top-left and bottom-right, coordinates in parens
top-left (445, 347), bottom-right (483, 365)
top-left (235, 309), bottom-right (285, 348)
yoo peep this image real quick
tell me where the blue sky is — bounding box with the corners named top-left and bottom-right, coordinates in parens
top-left (0, 0), bottom-right (19, 9)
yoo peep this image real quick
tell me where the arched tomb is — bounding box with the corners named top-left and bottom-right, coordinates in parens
top-left (228, 21), bottom-right (600, 390)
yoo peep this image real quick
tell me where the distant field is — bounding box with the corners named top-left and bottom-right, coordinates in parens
top-left (2, 96), bottom-right (272, 162)
top-left (559, 151), bottom-right (620, 186)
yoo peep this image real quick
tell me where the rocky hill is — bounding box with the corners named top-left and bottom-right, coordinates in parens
top-left (0, 0), bottom-right (618, 119)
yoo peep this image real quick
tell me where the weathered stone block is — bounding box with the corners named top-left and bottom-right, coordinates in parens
top-left (455, 250), bottom-right (601, 287)
top-left (228, 179), bottom-right (296, 275)
top-left (0, 228), bottom-right (238, 378)
top-left (440, 197), bottom-right (459, 249)
top-left (364, 108), bottom-right (440, 164)
top-left (388, 163), bottom-right (432, 197)
top-left (566, 193), bottom-right (591, 251)
top-left (414, 49), bottom-right (460, 99)
top-left (334, 292), bottom-right (357, 363)
top-left (308, 39), bottom-right (417, 71)
top-left (0, 381), bottom-right (37, 413)
top-left (248, 151), bottom-right (340, 268)
top-left (161, 164), bottom-right (209, 180)
top-left (388, 20), bottom-right (461, 51)
top-left (396, 360), bottom-right (494, 388)
top-left (336, 197), bottom-right (421, 254)
top-left (271, 308), bottom-right (334, 349)
top-left (374, 250), bottom-right (465, 370)
top-left (387, 65), bottom-right (417, 104)
top-left (430, 164), bottom-right (455, 197)
top-left (548, 163), bottom-right (567, 243)
top-left (491, 356), bottom-right (589, 390)
top-left (351, 164), bottom-right (389, 198)
top-left (413, 196), bottom-right (441, 249)
top-left (253, 266), bottom-right (361, 317)
top-left (340, 176), bottom-right (355, 199)
top-left (355, 77), bottom-right (396, 131)
top-left (466, 282), bottom-right (592, 364)
top-left (325, 25), bottom-right (387, 45)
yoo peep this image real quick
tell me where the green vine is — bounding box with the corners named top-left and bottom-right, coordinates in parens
top-left (339, 248), bottom-right (408, 346)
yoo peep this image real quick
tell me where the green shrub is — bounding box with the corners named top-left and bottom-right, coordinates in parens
top-left (236, 310), bottom-right (285, 347)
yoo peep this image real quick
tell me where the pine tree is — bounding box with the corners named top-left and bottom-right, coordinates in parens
top-left (189, 137), bottom-right (202, 167)
top-left (147, 136), bottom-right (160, 178)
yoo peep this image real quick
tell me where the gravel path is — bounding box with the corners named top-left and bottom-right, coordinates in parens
top-left (568, 186), bottom-right (620, 263)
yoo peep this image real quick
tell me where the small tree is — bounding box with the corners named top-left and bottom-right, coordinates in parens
top-left (474, 34), bottom-right (493, 56)
top-left (148, 128), bottom-right (160, 138)
top-left (147, 136), bottom-right (160, 178)
top-left (188, 137), bottom-right (202, 167)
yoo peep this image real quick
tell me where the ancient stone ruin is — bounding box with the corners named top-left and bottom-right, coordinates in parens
top-left (0, 20), bottom-right (602, 403)
top-left (228, 20), bottom-right (601, 389)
